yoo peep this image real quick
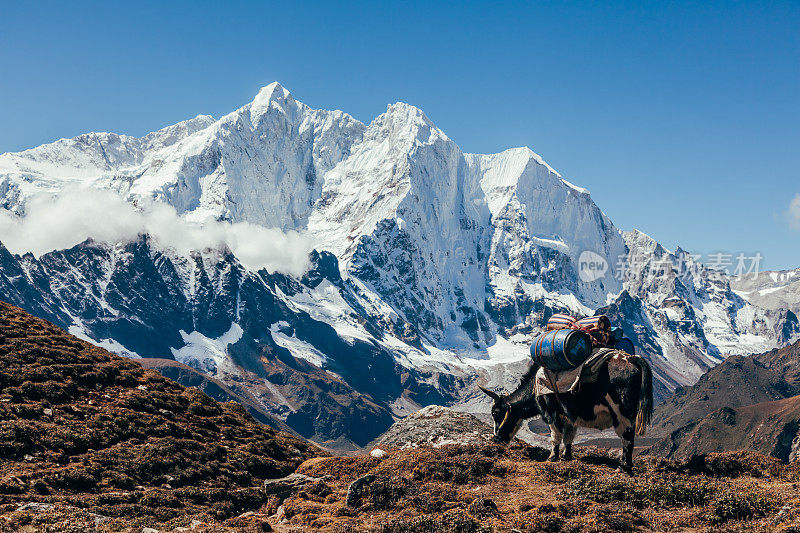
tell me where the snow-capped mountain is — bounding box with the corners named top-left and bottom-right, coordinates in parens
top-left (731, 267), bottom-right (800, 318)
top-left (0, 83), bottom-right (796, 445)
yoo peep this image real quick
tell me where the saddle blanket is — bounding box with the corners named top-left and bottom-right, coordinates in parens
top-left (534, 348), bottom-right (626, 397)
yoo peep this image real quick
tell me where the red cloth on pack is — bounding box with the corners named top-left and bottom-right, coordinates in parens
top-left (546, 313), bottom-right (612, 347)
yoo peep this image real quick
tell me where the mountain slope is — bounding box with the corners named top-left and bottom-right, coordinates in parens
top-left (650, 395), bottom-right (800, 462)
top-left (135, 357), bottom-right (294, 432)
top-left (1, 83), bottom-right (797, 444)
top-left (650, 339), bottom-right (800, 461)
top-left (650, 355), bottom-right (799, 437)
top-left (732, 267), bottom-right (800, 318)
top-left (0, 300), bottom-right (319, 528)
top-left (0, 238), bottom-right (417, 448)
top-left (252, 444), bottom-right (797, 531)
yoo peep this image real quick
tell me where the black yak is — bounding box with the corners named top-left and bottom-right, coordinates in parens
top-left (480, 351), bottom-right (653, 473)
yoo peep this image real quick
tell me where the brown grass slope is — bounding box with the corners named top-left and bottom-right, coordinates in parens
top-left (0, 300), bottom-right (320, 530)
top-left (8, 443), bottom-right (799, 532)
top-left (651, 355), bottom-right (799, 438)
top-left (254, 444), bottom-right (799, 532)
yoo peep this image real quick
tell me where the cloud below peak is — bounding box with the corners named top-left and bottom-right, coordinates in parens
top-left (0, 188), bottom-right (316, 276)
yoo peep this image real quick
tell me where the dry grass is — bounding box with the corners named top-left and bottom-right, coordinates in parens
top-left (273, 444), bottom-right (798, 532)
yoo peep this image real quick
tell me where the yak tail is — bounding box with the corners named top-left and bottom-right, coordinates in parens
top-left (630, 356), bottom-right (653, 436)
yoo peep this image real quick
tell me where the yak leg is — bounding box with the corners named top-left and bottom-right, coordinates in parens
top-left (614, 423), bottom-right (635, 474)
top-left (607, 393), bottom-right (636, 474)
top-left (562, 423), bottom-right (577, 461)
top-left (547, 424), bottom-right (563, 462)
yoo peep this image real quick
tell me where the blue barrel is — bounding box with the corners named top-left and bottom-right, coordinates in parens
top-left (615, 337), bottom-right (636, 355)
top-left (530, 329), bottom-right (593, 371)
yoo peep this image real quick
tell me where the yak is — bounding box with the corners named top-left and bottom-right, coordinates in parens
top-left (480, 351), bottom-right (653, 474)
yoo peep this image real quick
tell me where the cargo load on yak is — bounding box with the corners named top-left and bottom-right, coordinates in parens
top-left (533, 313), bottom-right (635, 368)
top-left (529, 313), bottom-right (639, 395)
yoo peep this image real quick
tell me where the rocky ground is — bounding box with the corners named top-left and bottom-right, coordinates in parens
top-left (372, 405), bottom-right (495, 449)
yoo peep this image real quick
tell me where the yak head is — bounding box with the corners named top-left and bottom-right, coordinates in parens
top-left (479, 386), bottom-right (526, 445)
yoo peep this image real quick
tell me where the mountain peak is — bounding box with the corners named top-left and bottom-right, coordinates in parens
top-left (372, 101), bottom-right (446, 146)
top-left (256, 81), bottom-right (291, 100)
top-left (385, 101), bottom-right (432, 124)
top-left (250, 82), bottom-right (296, 115)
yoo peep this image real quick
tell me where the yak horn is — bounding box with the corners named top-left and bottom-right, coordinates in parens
top-left (478, 385), bottom-right (501, 401)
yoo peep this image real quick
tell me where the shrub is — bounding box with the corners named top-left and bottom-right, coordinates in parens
top-left (43, 467), bottom-right (99, 492)
top-left (711, 489), bottom-right (779, 522)
top-left (376, 509), bottom-right (489, 533)
top-left (563, 474), bottom-right (716, 508)
top-left (410, 453), bottom-right (504, 484)
top-left (685, 451), bottom-right (783, 478)
top-left (366, 475), bottom-right (414, 509)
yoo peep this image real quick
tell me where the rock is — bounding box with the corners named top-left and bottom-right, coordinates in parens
top-left (345, 474), bottom-right (376, 507)
top-left (227, 511), bottom-right (272, 532)
top-left (16, 502), bottom-right (54, 513)
top-left (137, 385), bottom-right (148, 391)
top-left (263, 473), bottom-right (322, 498)
top-left (375, 405), bottom-right (494, 449)
top-left (468, 497), bottom-right (500, 517)
top-left (42, 408), bottom-right (53, 416)
top-left (774, 504), bottom-right (792, 523)
top-left (790, 427), bottom-right (800, 462)
top-left (370, 448), bottom-right (386, 458)
top-left (142, 528), bottom-right (159, 533)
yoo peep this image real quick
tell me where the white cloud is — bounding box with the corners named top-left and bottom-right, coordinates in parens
top-left (787, 194), bottom-right (800, 231)
top-left (0, 188), bottom-right (315, 276)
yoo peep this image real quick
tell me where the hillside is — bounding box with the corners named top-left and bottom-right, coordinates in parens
top-left (650, 395), bottom-right (800, 462)
top-left (756, 338), bottom-right (800, 389)
top-left (135, 357), bottom-right (294, 433)
top-left (7, 444), bottom-right (800, 532)
top-left (650, 339), bottom-right (800, 461)
top-left (650, 355), bottom-right (799, 436)
top-left (1, 302), bottom-right (798, 532)
top-left (198, 444), bottom-right (800, 531)
top-left (0, 301), bottom-right (320, 530)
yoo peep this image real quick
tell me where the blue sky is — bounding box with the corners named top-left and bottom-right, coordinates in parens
top-left (1, 1), bottom-right (798, 269)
